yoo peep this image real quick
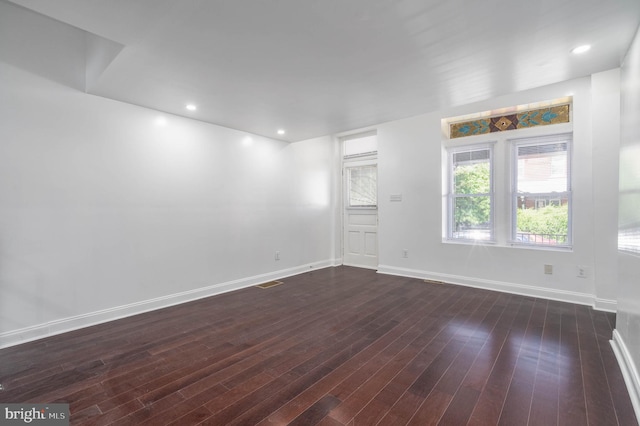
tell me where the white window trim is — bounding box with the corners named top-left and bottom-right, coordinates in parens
top-left (445, 142), bottom-right (496, 243)
top-left (509, 132), bottom-right (573, 249)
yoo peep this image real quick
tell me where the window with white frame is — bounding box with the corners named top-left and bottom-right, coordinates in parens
top-left (511, 133), bottom-right (572, 247)
top-left (343, 132), bottom-right (377, 159)
top-left (447, 145), bottom-right (494, 241)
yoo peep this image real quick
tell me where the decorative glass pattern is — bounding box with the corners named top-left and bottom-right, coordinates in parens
top-left (348, 165), bottom-right (377, 207)
top-left (450, 104), bottom-right (570, 139)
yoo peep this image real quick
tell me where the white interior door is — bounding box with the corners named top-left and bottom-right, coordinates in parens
top-left (343, 163), bottom-right (378, 269)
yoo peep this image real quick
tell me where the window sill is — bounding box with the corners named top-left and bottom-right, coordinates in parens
top-left (442, 238), bottom-right (573, 252)
top-left (442, 238), bottom-right (496, 246)
top-left (508, 242), bottom-right (573, 252)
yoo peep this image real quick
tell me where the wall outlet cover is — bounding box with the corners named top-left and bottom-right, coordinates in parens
top-left (577, 265), bottom-right (588, 278)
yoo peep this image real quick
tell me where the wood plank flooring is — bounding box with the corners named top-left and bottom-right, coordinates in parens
top-left (0, 266), bottom-right (636, 425)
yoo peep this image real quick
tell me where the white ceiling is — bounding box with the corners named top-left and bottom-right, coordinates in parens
top-left (6, 0), bottom-right (640, 142)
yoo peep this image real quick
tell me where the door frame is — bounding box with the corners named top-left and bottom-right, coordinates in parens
top-left (342, 155), bottom-right (378, 269)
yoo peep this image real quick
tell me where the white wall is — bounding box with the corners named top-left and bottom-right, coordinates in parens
top-left (591, 69), bottom-right (621, 303)
top-left (0, 61), bottom-right (338, 347)
top-left (613, 24), bottom-right (640, 417)
top-left (376, 73), bottom-right (620, 310)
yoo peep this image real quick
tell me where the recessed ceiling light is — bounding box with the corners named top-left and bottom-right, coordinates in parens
top-left (571, 45), bottom-right (591, 54)
top-left (186, 104), bottom-right (197, 111)
top-left (277, 129), bottom-right (285, 135)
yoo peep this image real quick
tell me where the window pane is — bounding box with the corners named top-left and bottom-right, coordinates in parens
top-left (619, 227), bottom-right (640, 254)
top-left (453, 196), bottom-right (491, 240)
top-left (453, 150), bottom-right (490, 194)
top-left (514, 139), bottom-right (570, 246)
top-left (517, 143), bottom-right (567, 192)
top-left (515, 195), bottom-right (569, 245)
top-left (344, 135), bottom-right (377, 157)
top-left (348, 166), bottom-right (377, 207)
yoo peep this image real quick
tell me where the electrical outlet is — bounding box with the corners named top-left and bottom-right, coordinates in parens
top-left (577, 266), bottom-right (588, 278)
top-left (275, 251), bottom-right (280, 261)
top-left (544, 264), bottom-right (553, 275)
top-left (402, 249), bottom-right (408, 258)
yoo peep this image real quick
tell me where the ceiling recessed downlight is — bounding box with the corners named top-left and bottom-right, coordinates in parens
top-left (277, 129), bottom-right (285, 135)
top-left (186, 104), bottom-right (197, 111)
top-left (571, 44), bottom-right (591, 54)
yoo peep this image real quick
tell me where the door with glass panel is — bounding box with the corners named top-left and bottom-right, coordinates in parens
top-left (343, 163), bottom-right (378, 269)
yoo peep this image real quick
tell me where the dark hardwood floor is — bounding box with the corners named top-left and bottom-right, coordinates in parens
top-left (0, 266), bottom-right (636, 425)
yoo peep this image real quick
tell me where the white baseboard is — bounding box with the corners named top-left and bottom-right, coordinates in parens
top-left (594, 297), bottom-right (618, 313)
top-left (0, 259), bottom-right (337, 349)
top-left (611, 330), bottom-right (640, 421)
top-left (377, 264), bottom-right (611, 310)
